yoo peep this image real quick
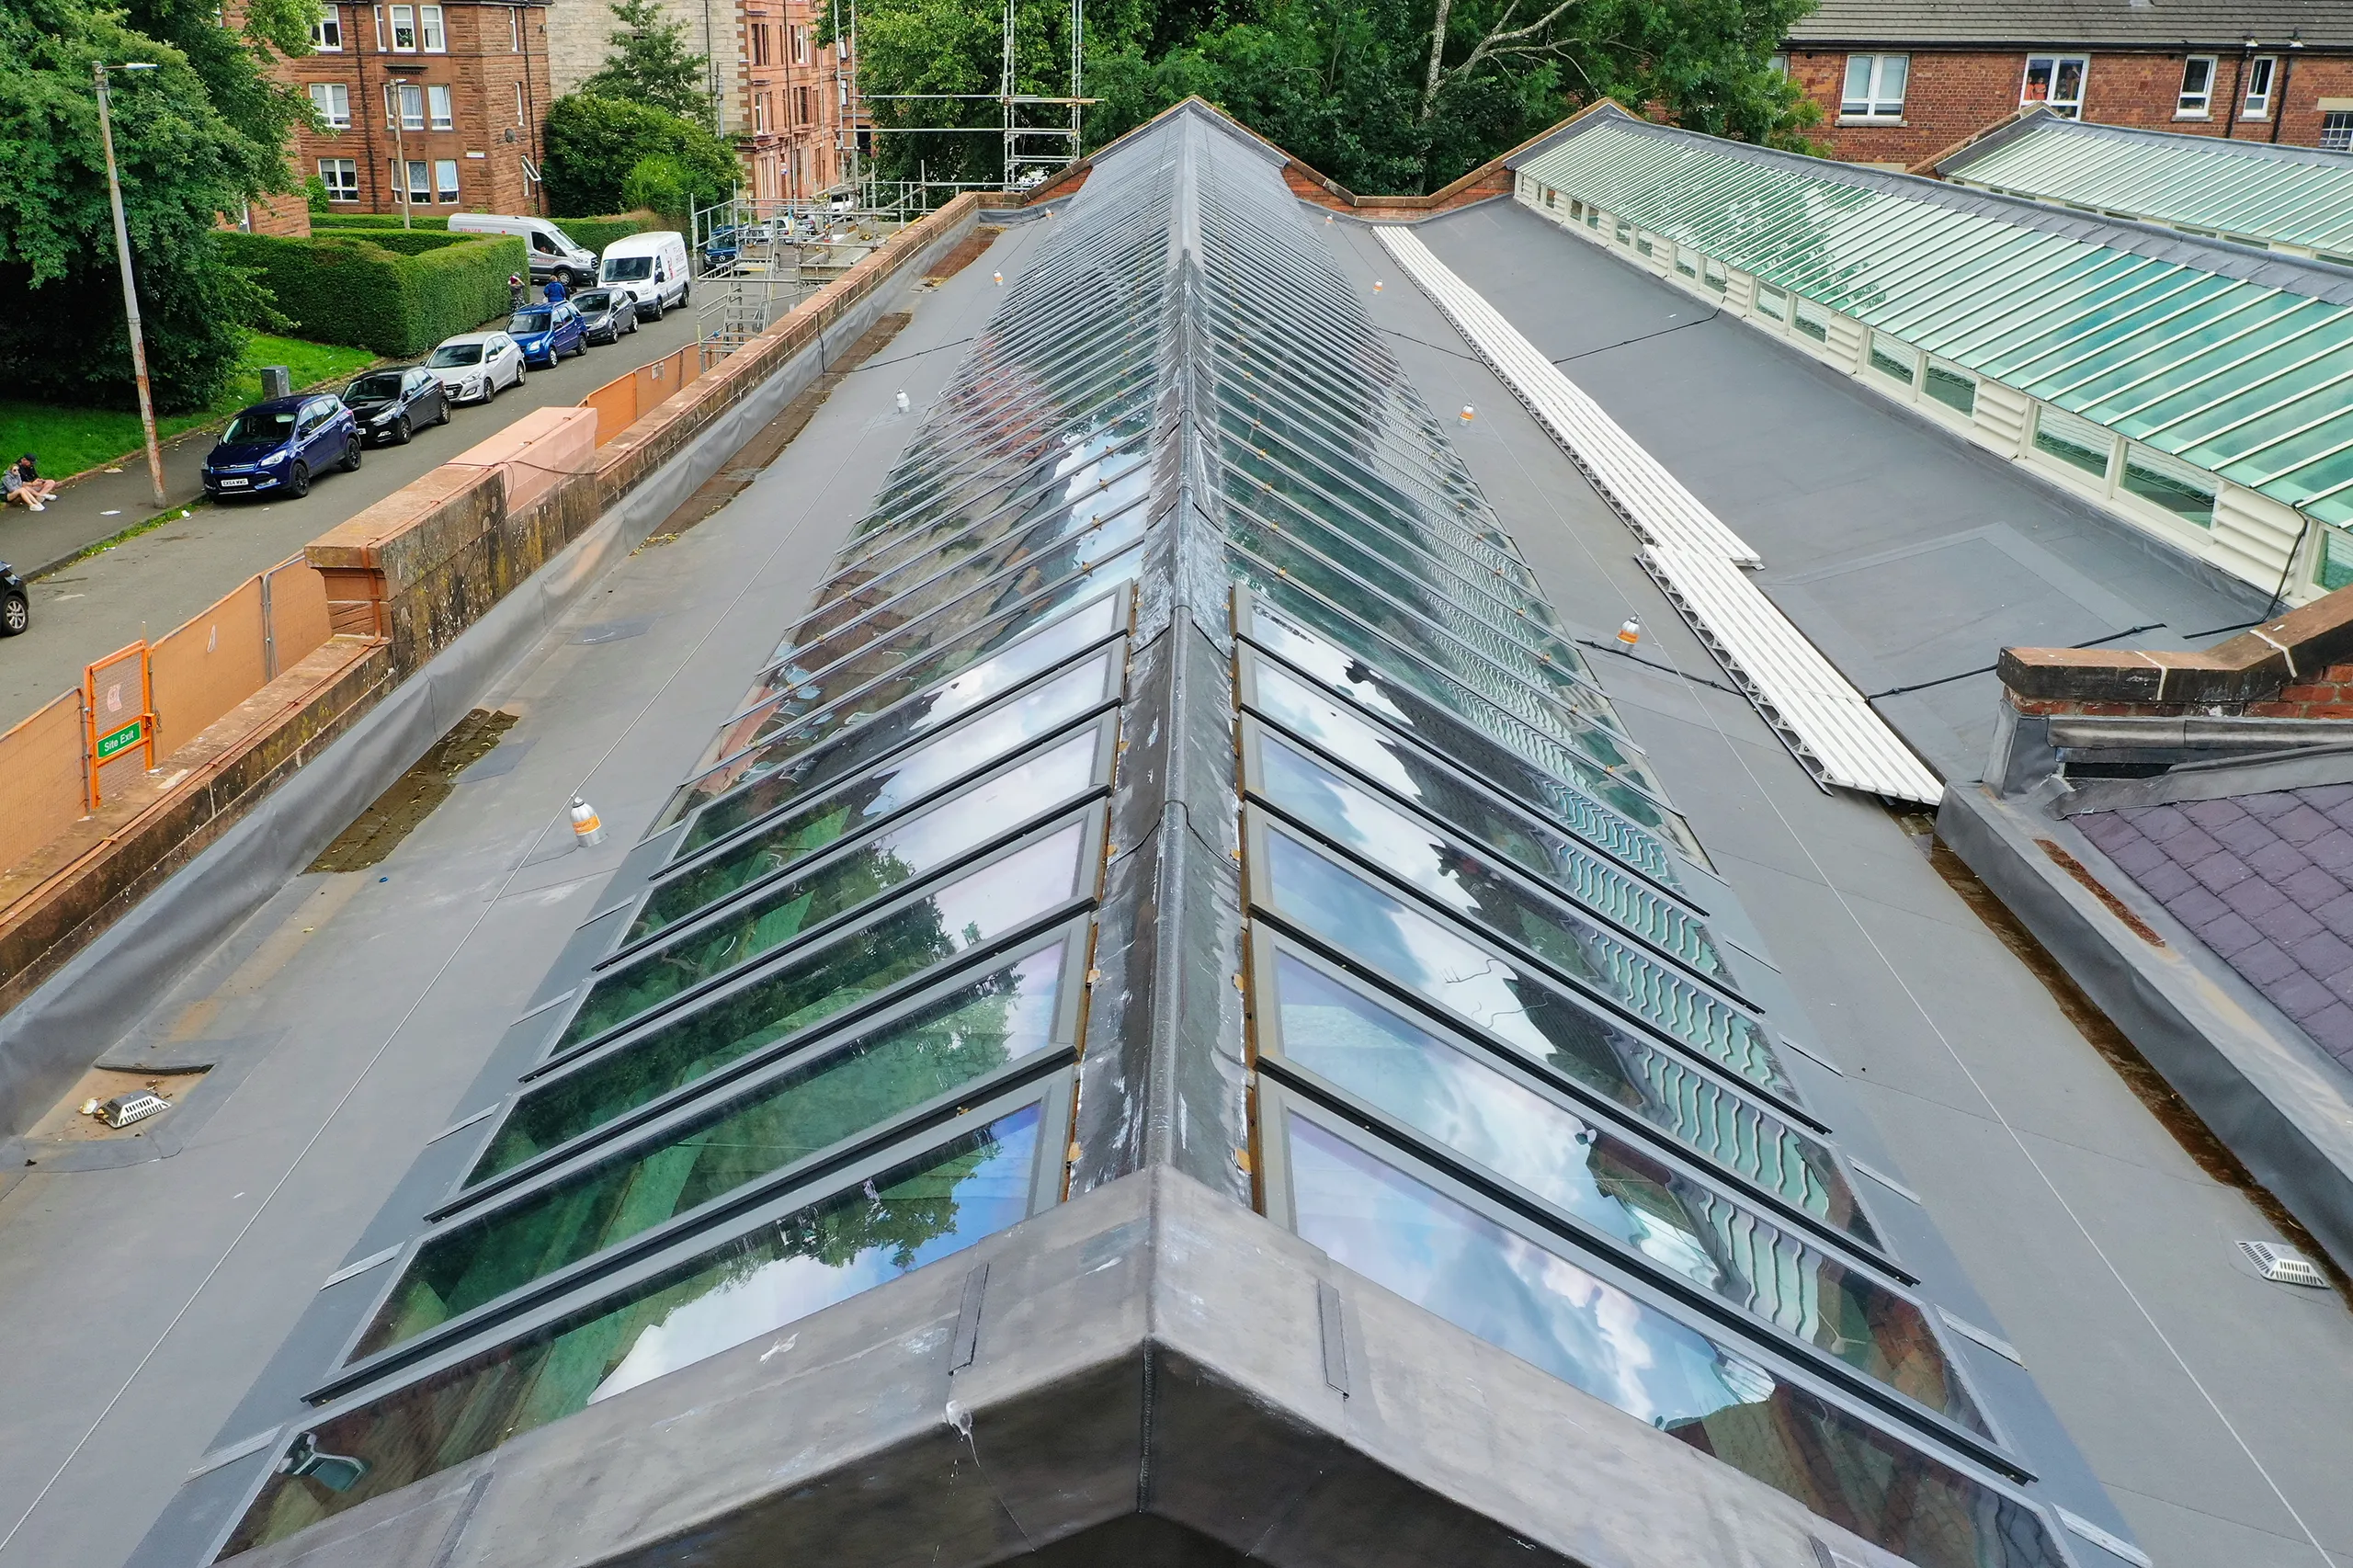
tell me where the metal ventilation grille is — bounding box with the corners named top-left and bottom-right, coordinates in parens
top-left (2239, 1239), bottom-right (2330, 1289)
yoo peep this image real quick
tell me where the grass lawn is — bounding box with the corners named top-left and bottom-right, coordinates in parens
top-left (0, 334), bottom-right (380, 482)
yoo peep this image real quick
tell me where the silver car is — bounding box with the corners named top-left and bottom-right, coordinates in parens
top-left (423, 331), bottom-right (526, 405)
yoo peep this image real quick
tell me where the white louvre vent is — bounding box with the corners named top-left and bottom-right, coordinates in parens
top-left (2239, 1240), bottom-right (2330, 1288)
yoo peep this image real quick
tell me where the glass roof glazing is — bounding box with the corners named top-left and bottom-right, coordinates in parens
top-left (225, 106), bottom-right (2070, 1568)
top-left (1941, 116), bottom-right (2353, 261)
top-left (1519, 115), bottom-right (2353, 525)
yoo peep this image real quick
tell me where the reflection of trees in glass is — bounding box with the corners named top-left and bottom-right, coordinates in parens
top-left (564, 844), bottom-right (924, 1049)
top-left (477, 898), bottom-right (967, 1179)
top-left (229, 1111), bottom-right (1041, 1558)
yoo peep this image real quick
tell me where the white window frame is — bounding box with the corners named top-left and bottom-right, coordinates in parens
top-left (388, 82), bottom-right (424, 131)
top-left (752, 91), bottom-right (767, 133)
top-left (313, 4), bottom-right (342, 50)
top-left (516, 80), bottom-right (527, 123)
top-left (317, 156), bottom-right (359, 201)
top-left (2242, 56), bottom-right (2279, 120)
top-left (435, 157), bottom-right (460, 202)
top-left (1841, 53), bottom-right (1908, 119)
top-left (2022, 55), bottom-right (2088, 119)
top-left (371, 5), bottom-right (383, 50)
top-left (419, 4), bottom-right (444, 51)
top-left (510, 6), bottom-right (522, 51)
top-left (2324, 111), bottom-right (2353, 153)
top-left (2177, 55), bottom-right (2215, 118)
top-left (427, 83), bottom-right (453, 129)
top-left (309, 81), bottom-right (350, 128)
top-left (388, 3), bottom-right (416, 51)
top-left (794, 23), bottom-right (811, 64)
top-left (391, 157), bottom-right (429, 202)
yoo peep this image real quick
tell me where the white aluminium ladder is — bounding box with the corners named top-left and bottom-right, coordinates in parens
top-left (1375, 225), bottom-right (1943, 805)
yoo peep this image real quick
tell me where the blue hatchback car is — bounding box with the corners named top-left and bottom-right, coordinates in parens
top-left (200, 394), bottom-right (360, 501)
top-left (507, 301), bottom-right (587, 369)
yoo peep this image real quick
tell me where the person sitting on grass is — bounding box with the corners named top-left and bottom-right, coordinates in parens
top-left (14, 456), bottom-right (58, 506)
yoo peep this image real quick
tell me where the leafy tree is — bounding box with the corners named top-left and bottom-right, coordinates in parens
top-left (0, 0), bottom-right (301, 412)
top-left (542, 92), bottom-right (741, 217)
top-left (580, 0), bottom-right (713, 124)
top-left (857, 0), bottom-right (1819, 195)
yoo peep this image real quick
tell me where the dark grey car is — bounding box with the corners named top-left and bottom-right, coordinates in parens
top-left (1, 559), bottom-right (28, 637)
top-left (341, 366), bottom-right (451, 446)
top-left (571, 288), bottom-right (641, 346)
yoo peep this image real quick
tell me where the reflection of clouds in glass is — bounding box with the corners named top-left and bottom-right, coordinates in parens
top-left (1255, 664), bottom-right (1422, 798)
top-left (869, 736), bottom-right (1099, 873)
top-left (933, 824), bottom-right (1087, 945)
top-left (590, 1111), bottom-right (1039, 1406)
top-left (1266, 832), bottom-right (1550, 1056)
top-left (1289, 1119), bottom-right (1768, 1431)
top-left (1276, 965), bottom-right (1722, 1291)
top-left (1247, 611), bottom-right (1411, 724)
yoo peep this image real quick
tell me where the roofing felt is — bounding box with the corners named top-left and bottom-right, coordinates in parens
top-left (192, 104), bottom-right (2091, 1568)
top-left (2078, 788), bottom-right (2353, 1064)
top-left (1513, 110), bottom-right (2353, 527)
top-left (1940, 112), bottom-right (2353, 260)
top-left (1787, 0), bottom-right (2353, 47)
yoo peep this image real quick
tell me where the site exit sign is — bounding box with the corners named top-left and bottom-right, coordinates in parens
top-left (97, 718), bottom-right (146, 762)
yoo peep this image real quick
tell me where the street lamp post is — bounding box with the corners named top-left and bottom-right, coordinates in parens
top-left (93, 61), bottom-right (165, 508)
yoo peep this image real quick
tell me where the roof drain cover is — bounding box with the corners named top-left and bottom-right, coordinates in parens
top-left (2238, 1240), bottom-right (2330, 1288)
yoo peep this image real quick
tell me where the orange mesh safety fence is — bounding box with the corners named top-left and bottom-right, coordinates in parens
top-left (0, 691), bottom-right (87, 875)
top-left (264, 557), bottom-right (334, 673)
top-left (152, 574), bottom-right (266, 755)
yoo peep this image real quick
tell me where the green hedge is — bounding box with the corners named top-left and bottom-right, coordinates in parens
top-left (216, 232), bottom-right (528, 358)
top-left (311, 227), bottom-right (477, 256)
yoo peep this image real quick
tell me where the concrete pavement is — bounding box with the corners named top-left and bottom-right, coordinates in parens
top-left (0, 304), bottom-right (703, 738)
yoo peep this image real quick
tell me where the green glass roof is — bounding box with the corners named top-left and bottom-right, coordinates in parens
top-left (1940, 114), bottom-right (2353, 261)
top-left (1517, 114), bottom-right (2353, 526)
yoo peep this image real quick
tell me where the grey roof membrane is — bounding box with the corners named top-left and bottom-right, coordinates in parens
top-left (1787, 0), bottom-right (2353, 47)
top-left (2079, 790), bottom-right (2353, 1063)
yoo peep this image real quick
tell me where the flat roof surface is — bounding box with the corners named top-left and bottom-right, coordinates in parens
top-left (1338, 196), bottom-right (2353, 1567)
top-left (1941, 114), bottom-right (2353, 260)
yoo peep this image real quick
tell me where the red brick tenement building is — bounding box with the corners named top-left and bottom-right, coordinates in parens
top-left (547, 0), bottom-right (867, 210)
top-left (739, 0), bottom-right (867, 200)
top-left (1780, 0), bottom-right (2353, 170)
top-left (281, 2), bottom-right (555, 217)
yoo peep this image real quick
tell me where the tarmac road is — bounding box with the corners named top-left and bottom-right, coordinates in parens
top-left (0, 301), bottom-right (704, 738)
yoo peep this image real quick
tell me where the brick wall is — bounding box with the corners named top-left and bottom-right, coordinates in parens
top-left (1790, 47), bottom-right (2353, 168)
top-left (547, 0), bottom-right (745, 135)
top-left (283, 2), bottom-right (553, 218)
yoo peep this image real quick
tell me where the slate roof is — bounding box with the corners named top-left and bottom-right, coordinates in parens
top-left (2079, 788), bottom-right (2353, 1063)
top-left (1787, 0), bottom-right (2353, 48)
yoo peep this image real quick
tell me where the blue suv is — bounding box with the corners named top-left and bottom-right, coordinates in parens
top-left (200, 395), bottom-right (360, 500)
top-left (507, 301), bottom-right (587, 369)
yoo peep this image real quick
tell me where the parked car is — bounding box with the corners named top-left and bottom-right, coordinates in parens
top-left (597, 231), bottom-right (690, 320)
top-left (573, 287), bottom-right (640, 345)
top-left (423, 332), bottom-right (526, 404)
top-left (508, 301), bottom-right (588, 369)
top-left (449, 213), bottom-right (599, 287)
top-left (340, 366), bottom-right (450, 445)
top-left (200, 395), bottom-right (360, 501)
top-left (0, 559), bottom-right (27, 638)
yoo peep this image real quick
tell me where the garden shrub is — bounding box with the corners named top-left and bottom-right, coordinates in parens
top-left (217, 233), bottom-right (528, 358)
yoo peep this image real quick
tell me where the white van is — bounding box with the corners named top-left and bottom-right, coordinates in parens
top-left (449, 213), bottom-right (599, 287)
top-left (597, 231), bottom-right (691, 320)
